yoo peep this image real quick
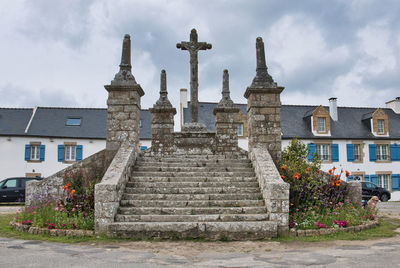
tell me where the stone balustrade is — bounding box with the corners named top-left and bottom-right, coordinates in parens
top-left (249, 145), bottom-right (289, 234)
top-left (94, 141), bottom-right (138, 234)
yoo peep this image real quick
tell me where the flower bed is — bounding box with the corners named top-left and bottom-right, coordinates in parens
top-left (279, 138), bottom-right (378, 233)
top-left (289, 218), bottom-right (379, 237)
top-left (13, 165), bottom-right (104, 233)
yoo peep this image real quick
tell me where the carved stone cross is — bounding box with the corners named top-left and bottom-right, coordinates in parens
top-left (177, 29), bottom-right (212, 123)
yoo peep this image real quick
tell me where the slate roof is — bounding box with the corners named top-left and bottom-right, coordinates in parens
top-left (0, 107), bottom-right (152, 139)
top-left (183, 102), bottom-right (400, 140)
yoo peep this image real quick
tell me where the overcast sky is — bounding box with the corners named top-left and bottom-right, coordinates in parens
top-left (1, 0), bottom-right (399, 113)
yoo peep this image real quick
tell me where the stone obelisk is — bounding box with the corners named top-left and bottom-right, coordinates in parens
top-left (177, 29), bottom-right (212, 124)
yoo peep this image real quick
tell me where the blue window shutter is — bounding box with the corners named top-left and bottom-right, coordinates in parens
top-left (347, 175), bottom-right (354, 182)
top-left (307, 143), bottom-right (316, 162)
top-left (39, 145), bottom-right (45, 161)
top-left (392, 174), bottom-right (400, 191)
top-left (370, 175), bottom-right (378, 185)
top-left (369, 144), bottom-right (376, 162)
top-left (76, 145), bottom-right (83, 161)
top-left (57, 145), bottom-right (64, 162)
top-left (346, 144), bottom-right (354, 162)
top-left (331, 144), bottom-right (339, 162)
top-left (391, 145), bottom-right (400, 161)
top-left (24, 144), bottom-right (30, 161)
top-left (365, 175), bottom-right (370, 182)
top-left (140, 146), bottom-right (148, 152)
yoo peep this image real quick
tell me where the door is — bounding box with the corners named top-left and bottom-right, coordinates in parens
top-left (0, 178), bottom-right (20, 202)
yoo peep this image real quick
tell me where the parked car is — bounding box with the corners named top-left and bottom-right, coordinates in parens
top-left (361, 181), bottom-right (391, 202)
top-left (0, 177), bottom-right (43, 203)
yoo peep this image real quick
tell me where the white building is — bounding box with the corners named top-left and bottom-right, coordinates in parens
top-left (0, 107), bottom-right (151, 179)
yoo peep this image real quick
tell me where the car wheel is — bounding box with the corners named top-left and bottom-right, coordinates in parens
top-left (380, 194), bottom-right (389, 202)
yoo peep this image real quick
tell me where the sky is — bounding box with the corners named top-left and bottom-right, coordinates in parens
top-left (0, 0), bottom-right (399, 114)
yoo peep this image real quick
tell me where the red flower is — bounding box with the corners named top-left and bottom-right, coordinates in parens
top-left (305, 168), bottom-right (310, 173)
top-left (281, 175), bottom-right (285, 179)
top-left (292, 172), bottom-right (300, 180)
top-left (345, 170), bottom-right (350, 177)
top-left (281, 165), bottom-right (286, 171)
top-left (328, 169), bottom-right (333, 175)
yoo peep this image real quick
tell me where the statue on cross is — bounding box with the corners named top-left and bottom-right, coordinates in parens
top-left (177, 29), bottom-right (212, 123)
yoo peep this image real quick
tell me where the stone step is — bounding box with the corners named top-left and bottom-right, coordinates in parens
top-left (121, 193), bottom-right (262, 201)
top-left (131, 176), bottom-right (258, 183)
top-left (120, 199), bottom-right (265, 207)
top-left (118, 206), bottom-right (267, 215)
top-left (137, 157), bottom-right (251, 163)
top-left (132, 171), bottom-right (256, 177)
top-left (107, 221), bottom-right (277, 240)
top-left (127, 181), bottom-right (259, 188)
top-left (115, 214), bottom-right (269, 222)
top-left (135, 161), bottom-right (252, 168)
top-left (124, 187), bottom-right (260, 194)
top-left (132, 166), bottom-right (254, 172)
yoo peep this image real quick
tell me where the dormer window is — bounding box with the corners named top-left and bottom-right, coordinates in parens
top-left (377, 119), bottom-right (384, 134)
top-left (318, 117), bottom-right (326, 132)
top-left (66, 118), bottom-right (81, 126)
top-left (309, 105), bottom-right (330, 135)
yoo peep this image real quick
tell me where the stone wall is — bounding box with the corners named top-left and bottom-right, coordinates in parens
top-left (249, 145), bottom-right (289, 234)
top-left (214, 108), bottom-right (240, 155)
top-left (173, 132), bottom-right (216, 156)
top-left (94, 141), bottom-right (138, 234)
top-left (26, 149), bottom-right (115, 206)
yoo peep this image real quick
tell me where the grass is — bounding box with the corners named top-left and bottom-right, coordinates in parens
top-left (0, 213), bottom-right (399, 244)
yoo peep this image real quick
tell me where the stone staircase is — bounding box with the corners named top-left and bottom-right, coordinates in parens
top-left (107, 154), bottom-right (277, 240)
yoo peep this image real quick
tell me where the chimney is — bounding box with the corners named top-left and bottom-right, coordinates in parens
top-left (386, 97), bottom-right (400, 114)
top-left (329, 97), bottom-right (338, 121)
top-left (180, 88), bottom-right (188, 128)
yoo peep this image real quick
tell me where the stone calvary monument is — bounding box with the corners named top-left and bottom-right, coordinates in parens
top-left (26, 29), bottom-right (289, 240)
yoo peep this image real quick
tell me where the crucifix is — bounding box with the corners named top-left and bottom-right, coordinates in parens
top-left (177, 29), bottom-right (212, 123)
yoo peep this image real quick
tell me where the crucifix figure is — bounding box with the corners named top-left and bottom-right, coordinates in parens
top-left (177, 29), bottom-right (212, 123)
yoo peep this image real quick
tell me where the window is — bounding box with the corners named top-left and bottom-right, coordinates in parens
top-left (3, 179), bottom-right (17, 188)
top-left (316, 144), bottom-right (330, 161)
top-left (377, 174), bottom-right (390, 190)
top-left (30, 145), bottom-right (40, 160)
top-left (238, 123), bottom-right (243, 136)
top-left (25, 144), bottom-right (45, 162)
top-left (66, 118), bottom-right (81, 126)
top-left (58, 144), bottom-right (82, 162)
top-left (376, 144), bottom-right (389, 161)
top-left (65, 145), bottom-right (76, 161)
top-left (377, 119), bottom-right (385, 134)
top-left (353, 175), bottom-right (363, 181)
top-left (317, 117), bottom-right (326, 132)
top-left (353, 144), bottom-right (361, 161)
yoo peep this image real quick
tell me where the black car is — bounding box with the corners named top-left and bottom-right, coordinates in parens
top-left (0, 177), bottom-right (43, 203)
top-left (361, 181), bottom-right (391, 202)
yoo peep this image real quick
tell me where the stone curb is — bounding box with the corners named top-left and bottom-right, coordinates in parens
top-left (288, 218), bottom-right (380, 237)
top-left (10, 221), bottom-right (94, 237)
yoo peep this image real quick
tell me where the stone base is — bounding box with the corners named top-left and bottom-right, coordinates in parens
top-left (181, 123), bottom-right (207, 133)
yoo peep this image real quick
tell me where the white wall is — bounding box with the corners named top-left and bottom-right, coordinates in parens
top-left (0, 136), bottom-right (105, 179)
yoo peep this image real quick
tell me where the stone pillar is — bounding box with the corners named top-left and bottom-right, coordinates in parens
top-left (214, 70), bottom-right (240, 154)
top-left (244, 37), bottom-right (284, 162)
top-left (104, 34), bottom-right (144, 151)
top-left (150, 70), bottom-right (177, 155)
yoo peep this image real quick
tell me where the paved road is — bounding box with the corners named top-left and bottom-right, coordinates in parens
top-left (1, 236), bottom-right (400, 267)
top-left (0, 202), bottom-right (399, 267)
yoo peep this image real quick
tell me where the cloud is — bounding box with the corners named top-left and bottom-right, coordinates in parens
top-left (331, 20), bottom-right (400, 107)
